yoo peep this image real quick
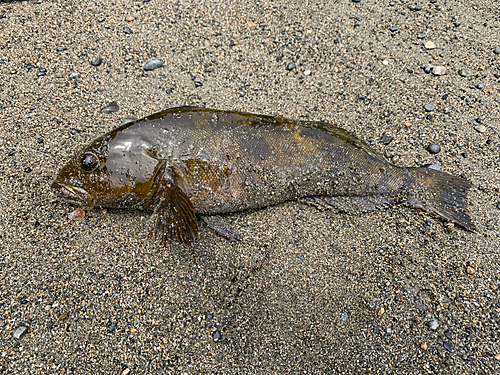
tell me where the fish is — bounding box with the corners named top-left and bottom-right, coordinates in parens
top-left (52, 106), bottom-right (475, 246)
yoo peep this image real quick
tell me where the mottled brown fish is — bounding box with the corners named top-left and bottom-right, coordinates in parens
top-left (52, 107), bottom-right (475, 246)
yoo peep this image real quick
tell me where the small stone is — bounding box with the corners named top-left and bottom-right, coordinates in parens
top-left (423, 65), bottom-right (431, 74)
top-left (429, 319), bottom-right (438, 330)
top-left (37, 68), bottom-right (47, 76)
top-left (424, 164), bottom-right (441, 171)
top-left (130, 328), bottom-right (137, 333)
top-left (13, 326), bottom-right (28, 339)
top-left (491, 284), bottom-right (497, 290)
top-left (379, 307), bottom-right (385, 315)
top-left (476, 118), bottom-right (482, 123)
top-left (126, 16), bottom-right (134, 22)
top-left (358, 93), bottom-right (366, 100)
top-left (443, 342), bottom-right (453, 352)
top-left (124, 57), bottom-right (131, 61)
top-left (352, 0), bottom-right (361, 2)
top-left (454, 22), bottom-right (461, 27)
top-left (444, 107), bottom-right (451, 114)
top-left (100, 101), bottom-right (119, 114)
top-left (143, 60), bottom-right (163, 71)
top-left (91, 57), bottom-right (102, 66)
top-left (380, 133), bottom-right (393, 145)
top-left (69, 73), bottom-right (79, 79)
top-left (213, 330), bottom-right (221, 342)
top-left (424, 103), bottom-right (435, 112)
top-left (382, 60), bottom-right (389, 65)
top-left (474, 125), bottom-right (486, 133)
top-left (421, 342), bottom-right (428, 351)
top-left (466, 266), bottom-right (475, 275)
top-left (476, 83), bottom-right (484, 89)
top-left (424, 41), bottom-right (436, 49)
top-left (427, 144), bottom-right (441, 154)
top-left (389, 1), bottom-right (396, 5)
top-left (444, 330), bottom-right (453, 340)
top-left (459, 68), bottom-right (468, 77)
top-left (122, 368), bottom-right (130, 375)
top-left (69, 208), bottom-right (86, 220)
top-left (166, 88), bottom-right (173, 94)
top-left (390, 26), bottom-right (398, 32)
top-left (123, 26), bottom-right (133, 34)
top-left (340, 312), bottom-right (348, 322)
top-left (286, 62), bottom-right (296, 71)
top-left (57, 46), bottom-right (67, 52)
top-left (432, 66), bottom-right (447, 75)
top-left (194, 81), bottom-right (203, 87)
top-left (494, 353), bottom-right (500, 361)
top-left (303, 69), bottom-right (311, 76)
top-left (493, 48), bottom-right (500, 55)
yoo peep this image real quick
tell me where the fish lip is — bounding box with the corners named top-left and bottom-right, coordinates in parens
top-left (52, 181), bottom-right (92, 205)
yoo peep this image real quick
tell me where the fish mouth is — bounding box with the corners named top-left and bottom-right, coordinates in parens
top-left (51, 181), bottom-right (92, 205)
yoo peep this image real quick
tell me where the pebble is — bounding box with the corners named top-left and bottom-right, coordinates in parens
top-left (126, 16), bottom-right (135, 22)
top-left (425, 164), bottom-right (441, 171)
top-left (69, 73), bottom-right (79, 79)
top-left (143, 60), bottom-right (163, 71)
top-left (459, 68), bottom-right (468, 77)
top-left (474, 125), bottom-right (486, 133)
top-left (390, 26), bottom-right (398, 32)
top-left (423, 65), bottom-right (431, 74)
top-left (286, 62), bottom-right (296, 71)
top-left (303, 69), bottom-right (311, 76)
top-left (495, 353), bottom-right (500, 361)
top-left (429, 319), bottom-right (438, 330)
top-left (432, 66), bottom-right (446, 75)
top-left (443, 342), bottom-right (453, 352)
top-left (13, 325), bottom-right (28, 339)
top-left (444, 107), bottom-right (451, 114)
top-left (341, 312), bottom-right (348, 322)
top-left (421, 342), bottom-right (428, 350)
top-left (466, 266), bottom-right (475, 275)
top-left (427, 144), bottom-right (441, 154)
top-left (424, 103), bottom-right (435, 112)
top-left (424, 41), bottom-right (436, 49)
top-left (380, 133), bottom-right (393, 145)
top-left (37, 68), bottom-right (47, 77)
top-left (91, 57), bottom-right (103, 66)
top-left (444, 330), bottom-right (453, 340)
top-left (57, 46), bottom-right (67, 52)
top-left (100, 101), bottom-right (119, 114)
top-left (357, 93), bottom-right (366, 100)
top-left (194, 81), bottom-right (203, 87)
top-left (382, 60), bottom-right (389, 65)
top-left (476, 83), bottom-right (484, 89)
top-left (124, 26), bottom-right (133, 34)
top-left (213, 330), bottom-right (221, 342)
top-left (68, 207), bottom-right (86, 220)
top-left (493, 48), bottom-right (500, 55)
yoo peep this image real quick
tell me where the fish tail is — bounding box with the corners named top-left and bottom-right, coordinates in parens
top-left (406, 167), bottom-right (475, 231)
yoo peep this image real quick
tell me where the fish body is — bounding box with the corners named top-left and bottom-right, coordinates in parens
top-left (52, 107), bottom-right (475, 245)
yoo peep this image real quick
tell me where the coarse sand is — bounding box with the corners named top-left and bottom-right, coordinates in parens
top-left (0, 0), bottom-right (499, 373)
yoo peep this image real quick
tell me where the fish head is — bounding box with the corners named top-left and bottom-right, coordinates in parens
top-left (52, 130), bottom-right (164, 208)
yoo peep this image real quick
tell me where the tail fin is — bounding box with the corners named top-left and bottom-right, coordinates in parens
top-left (407, 168), bottom-right (475, 231)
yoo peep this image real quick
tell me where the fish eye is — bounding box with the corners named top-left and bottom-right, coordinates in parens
top-left (81, 153), bottom-right (99, 172)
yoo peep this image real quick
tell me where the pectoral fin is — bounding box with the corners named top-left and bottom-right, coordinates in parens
top-left (149, 184), bottom-right (199, 246)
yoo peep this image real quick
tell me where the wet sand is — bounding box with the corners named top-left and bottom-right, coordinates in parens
top-left (0, 0), bottom-right (498, 373)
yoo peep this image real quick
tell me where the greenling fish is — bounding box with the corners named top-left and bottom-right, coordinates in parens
top-left (52, 106), bottom-right (475, 246)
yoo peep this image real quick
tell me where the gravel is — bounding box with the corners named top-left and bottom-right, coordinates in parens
top-left (0, 1), bottom-right (498, 373)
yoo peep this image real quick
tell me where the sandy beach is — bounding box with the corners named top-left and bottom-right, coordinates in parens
top-left (0, 0), bottom-right (498, 373)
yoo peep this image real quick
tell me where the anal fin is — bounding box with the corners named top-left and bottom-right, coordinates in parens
top-left (300, 195), bottom-right (397, 214)
top-left (149, 184), bottom-right (199, 247)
